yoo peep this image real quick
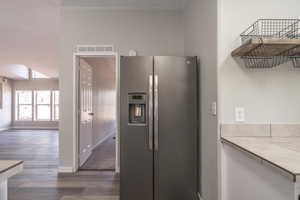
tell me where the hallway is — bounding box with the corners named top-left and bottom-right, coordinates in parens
top-left (0, 130), bottom-right (119, 200)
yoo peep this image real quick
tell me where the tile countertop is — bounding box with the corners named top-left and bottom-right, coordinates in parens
top-left (0, 160), bottom-right (23, 174)
top-left (221, 136), bottom-right (300, 180)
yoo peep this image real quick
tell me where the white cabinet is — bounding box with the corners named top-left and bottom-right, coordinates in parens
top-left (0, 161), bottom-right (23, 200)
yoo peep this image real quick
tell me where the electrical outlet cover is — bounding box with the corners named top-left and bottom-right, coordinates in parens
top-left (235, 107), bottom-right (245, 122)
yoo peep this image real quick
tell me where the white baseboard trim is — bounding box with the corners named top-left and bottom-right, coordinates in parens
top-left (92, 132), bottom-right (115, 150)
top-left (0, 127), bottom-right (10, 132)
top-left (58, 167), bottom-right (74, 173)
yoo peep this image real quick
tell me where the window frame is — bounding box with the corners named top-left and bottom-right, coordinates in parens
top-left (15, 90), bottom-right (59, 122)
top-left (52, 90), bottom-right (59, 121)
top-left (34, 90), bottom-right (52, 121)
top-left (15, 90), bottom-right (34, 121)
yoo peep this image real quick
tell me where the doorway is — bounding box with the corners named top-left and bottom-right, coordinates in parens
top-left (75, 54), bottom-right (119, 172)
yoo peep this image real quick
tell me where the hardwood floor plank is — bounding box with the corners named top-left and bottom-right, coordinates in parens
top-left (0, 130), bottom-right (119, 200)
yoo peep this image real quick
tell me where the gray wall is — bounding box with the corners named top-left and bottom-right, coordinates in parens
top-left (12, 78), bottom-right (59, 129)
top-left (86, 57), bottom-right (117, 148)
top-left (184, 0), bottom-right (219, 200)
top-left (219, 0), bottom-right (300, 124)
top-left (60, 8), bottom-right (185, 168)
top-left (0, 78), bottom-right (12, 130)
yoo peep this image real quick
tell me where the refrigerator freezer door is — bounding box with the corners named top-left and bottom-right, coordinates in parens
top-left (154, 56), bottom-right (198, 200)
top-left (120, 56), bottom-right (154, 200)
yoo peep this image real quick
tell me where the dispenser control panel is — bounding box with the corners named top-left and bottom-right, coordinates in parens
top-left (128, 93), bottom-right (147, 125)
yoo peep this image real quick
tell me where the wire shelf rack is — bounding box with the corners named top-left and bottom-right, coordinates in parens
top-left (236, 19), bottom-right (300, 68)
top-left (241, 19), bottom-right (300, 43)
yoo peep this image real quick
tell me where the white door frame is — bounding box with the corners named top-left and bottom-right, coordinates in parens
top-left (72, 51), bottom-right (120, 173)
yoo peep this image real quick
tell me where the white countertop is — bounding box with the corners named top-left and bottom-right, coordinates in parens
top-left (0, 161), bottom-right (23, 200)
top-left (0, 160), bottom-right (23, 174)
top-left (221, 136), bottom-right (300, 178)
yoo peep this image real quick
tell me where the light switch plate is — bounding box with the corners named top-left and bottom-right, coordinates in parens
top-left (235, 107), bottom-right (245, 122)
top-left (211, 102), bottom-right (217, 116)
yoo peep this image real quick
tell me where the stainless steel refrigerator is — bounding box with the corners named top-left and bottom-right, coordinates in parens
top-left (120, 56), bottom-right (198, 200)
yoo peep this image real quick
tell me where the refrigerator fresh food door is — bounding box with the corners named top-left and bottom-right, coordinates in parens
top-left (154, 56), bottom-right (198, 200)
top-left (120, 56), bottom-right (154, 200)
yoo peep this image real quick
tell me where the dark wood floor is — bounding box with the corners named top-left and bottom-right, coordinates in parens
top-left (0, 130), bottom-right (119, 200)
top-left (81, 135), bottom-right (116, 171)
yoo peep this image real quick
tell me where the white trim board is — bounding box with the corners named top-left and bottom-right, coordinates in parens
top-left (0, 127), bottom-right (10, 132)
top-left (58, 167), bottom-right (75, 173)
top-left (72, 50), bottom-right (120, 174)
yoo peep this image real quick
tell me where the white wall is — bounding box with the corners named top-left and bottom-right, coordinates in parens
top-left (86, 57), bottom-right (117, 147)
top-left (13, 79), bottom-right (59, 90)
top-left (59, 8), bottom-right (184, 168)
top-left (218, 1), bottom-right (300, 200)
top-left (0, 78), bottom-right (12, 131)
top-left (222, 144), bottom-right (295, 200)
top-left (0, 0), bottom-right (60, 78)
top-left (219, 0), bottom-right (300, 124)
top-left (184, 0), bottom-right (219, 200)
top-left (12, 78), bottom-right (59, 129)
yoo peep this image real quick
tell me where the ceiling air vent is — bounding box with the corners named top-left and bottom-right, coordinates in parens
top-left (75, 45), bottom-right (114, 53)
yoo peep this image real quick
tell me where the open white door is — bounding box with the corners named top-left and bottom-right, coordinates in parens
top-left (79, 58), bottom-right (93, 166)
top-left (72, 50), bottom-right (120, 173)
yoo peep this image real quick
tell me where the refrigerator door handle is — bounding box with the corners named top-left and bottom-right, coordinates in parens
top-left (154, 75), bottom-right (159, 151)
top-left (148, 75), bottom-right (153, 151)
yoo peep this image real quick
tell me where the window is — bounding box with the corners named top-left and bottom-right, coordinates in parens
top-left (15, 90), bottom-right (33, 121)
top-left (52, 91), bottom-right (59, 121)
top-left (31, 70), bottom-right (49, 79)
top-left (15, 90), bottom-right (59, 121)
top-left (34, 91), bottom-right (51, 121)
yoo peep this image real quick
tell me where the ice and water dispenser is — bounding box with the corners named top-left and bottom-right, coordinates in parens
top-left (128, 93), bottom-right (147, 125)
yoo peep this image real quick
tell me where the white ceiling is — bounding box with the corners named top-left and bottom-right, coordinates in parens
top-left (0, 0), bottom-right (61, 79)
top-left (62, 0), bottom-right (187, 10)
top-left (0, 0), bottom-right (186, 80)
top-left (0, 65), bottom-right (29, 80)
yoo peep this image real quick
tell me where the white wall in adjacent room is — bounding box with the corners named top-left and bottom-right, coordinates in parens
top-left (86, 57), bottom-right (117, 148)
